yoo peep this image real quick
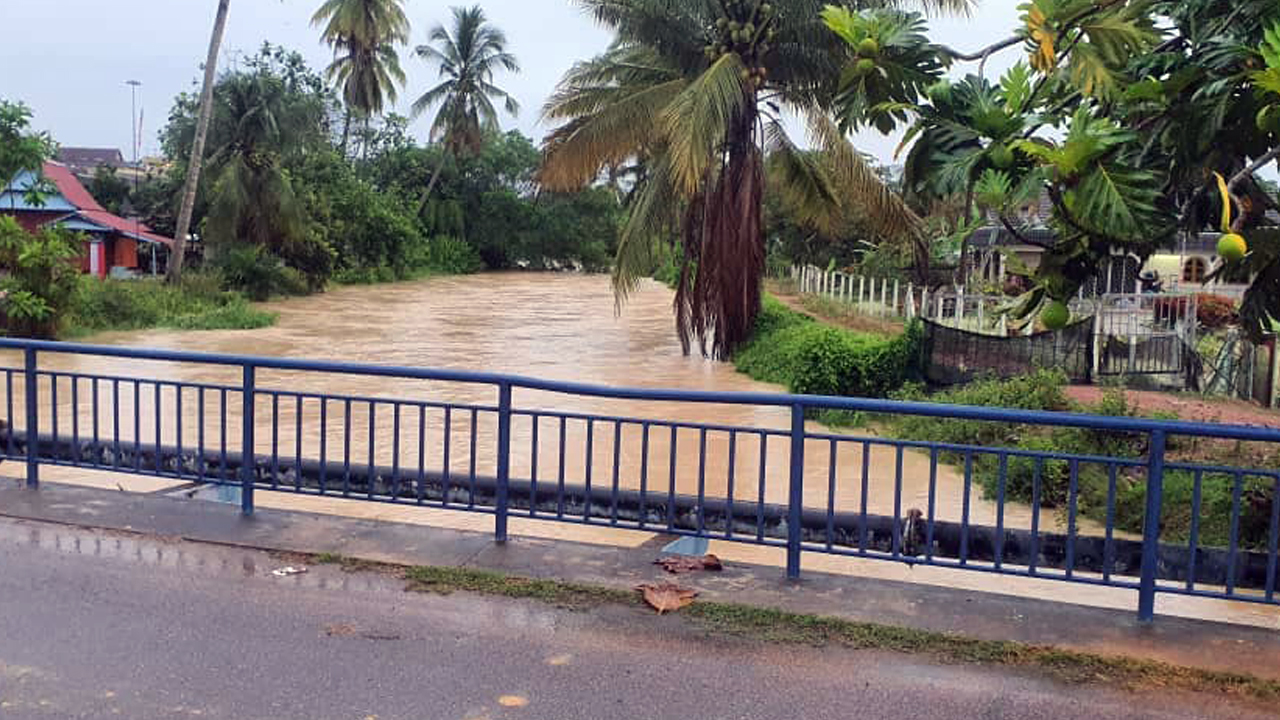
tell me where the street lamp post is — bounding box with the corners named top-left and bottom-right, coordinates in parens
top-left (126, 80), bottom-right (150, 275)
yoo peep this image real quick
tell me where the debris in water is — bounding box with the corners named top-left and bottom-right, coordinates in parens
top-left (654, 554), bottom-right (723, 574)
top-left (637, 582), bottom-right (698, 614)
top-left (271, 566), bottom-right (308, 577)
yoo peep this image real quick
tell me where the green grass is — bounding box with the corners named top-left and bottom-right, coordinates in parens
top-left (386, 561), bottom-right (1280, 700)
top-left (65, 275), bottom-right (276, 336)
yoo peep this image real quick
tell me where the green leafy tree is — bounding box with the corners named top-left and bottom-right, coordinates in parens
top-left (0, 217), bottom-right (82, 338)
top-left (312, 0), bottom-right (410, 156)
top-left (540, 0), bottom-right (968, 359)
top-left (0, 100), bottom-right (56, 209)
top-left (87, 166), bottom-right (133, 215)
top-left (201, 62), bottom-right (335, 290)
top-left (413, 5), bottom-right (521, 207)
top-left (832, 0), bottom-right (1280, 336)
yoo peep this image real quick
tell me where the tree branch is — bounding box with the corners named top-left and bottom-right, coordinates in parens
top-left (1228, 146), bottom-right (1280, 191)
top-left (940, 36), bottom-right (1022, 62)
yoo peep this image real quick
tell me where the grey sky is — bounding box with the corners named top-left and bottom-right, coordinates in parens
top-left (2, 0), bottom-right (1024, 165)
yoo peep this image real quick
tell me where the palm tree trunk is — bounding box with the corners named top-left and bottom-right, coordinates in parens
top-left (339, 106), bottom-right (352, 159)
top-left (167, 0), bottom-right (230, 283)
top-left (678, 104), bottom-right (764, 360)
top-left (417, 150), bottom-right (450, 216)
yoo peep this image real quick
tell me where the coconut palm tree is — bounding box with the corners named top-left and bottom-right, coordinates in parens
top-left (312, 0), bottom-right (410, 155)
top-left (540, 0), bottom-right (970, 359)
top-left (202, 73), bottom-right (316, 264)
top-left (168, 0), bottom-right (231, 283)
top-left (412, 5), bottom-right (521, 206)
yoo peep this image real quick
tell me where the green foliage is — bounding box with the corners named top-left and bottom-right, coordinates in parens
top-left (840, 0), bottom-right (1278, 331)
top-left (888, 372), bottom-right (1274, 549)
top-left (67, 275), bottom-right (276, 335)
top-left (212, 245), bottom-right (308, 301)
top-left (0, 217), bottom-right (82, 338)
top-left (413, 5), bottom-right (520, 156)
top-left (733, 297), bottom-right (923, 398)
top-left (0, 100), bottom-right (56, 202)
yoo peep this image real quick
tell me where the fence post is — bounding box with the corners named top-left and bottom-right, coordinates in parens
top-left (495, 382), bottom-right (512, 543)
top-left (24, 348), bottom-right (38, 489)
top-left (1138, 429), bottom-right (1167, 622)
top-left (786, 403), bottom-right (806, 580)
top-left (920, 287), bottom-right (929, 320)
top-left (906, 283), bottom-right (915, 318)
top-left (858, 275), bottom-right (865, 305)
top-left (240, 363), bottom-right (255, 515)
top-left (893, 280), bottom-right (900, 316)
top-left (881, 279), bottom-right (889, 316)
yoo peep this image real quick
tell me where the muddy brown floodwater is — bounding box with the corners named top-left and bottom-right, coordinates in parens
top-left (1, 272), bottom-right (1101, 535)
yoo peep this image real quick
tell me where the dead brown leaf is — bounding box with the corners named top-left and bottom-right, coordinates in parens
top-left (636, 582), bottom-right (698, 614)
top-left (655, 554), bottom-right (723, 574)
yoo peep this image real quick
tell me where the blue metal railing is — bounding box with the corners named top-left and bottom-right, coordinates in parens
top-left (1, 337), bottom-right (1278, 622)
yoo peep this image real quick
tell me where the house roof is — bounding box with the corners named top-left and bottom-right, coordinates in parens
top-left (2, 162), bottom-right (173, 246)
top-left (57, 147), bottom-right (126, 171)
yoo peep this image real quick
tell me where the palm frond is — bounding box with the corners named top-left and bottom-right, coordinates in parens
top-left (660, 52), bottom-right (750, 196)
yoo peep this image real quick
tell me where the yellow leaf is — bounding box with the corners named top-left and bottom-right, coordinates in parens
top-left (1214, 172), bottom-right (1233, 233)
top-left (1025, 7), bottom-right (1056, 72)
top-left (637, 582), bottom-right (698, 614)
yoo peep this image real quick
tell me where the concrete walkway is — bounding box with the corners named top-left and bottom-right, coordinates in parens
top-left (2, 477), bottom-right (1278, 683)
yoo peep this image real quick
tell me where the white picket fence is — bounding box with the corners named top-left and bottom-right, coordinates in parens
top-left (791, 265), bottom-right (1017, 335)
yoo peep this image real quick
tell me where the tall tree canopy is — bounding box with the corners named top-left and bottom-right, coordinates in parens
top-left (312, 0), bottom-right (409, 153)
top-left (412, 5), bottom-right (521, 204)
top-left (540, 0), bottom-right (969, 359)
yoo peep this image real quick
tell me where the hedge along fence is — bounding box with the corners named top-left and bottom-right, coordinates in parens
top-left (733, 296), bottom-right (924, 399)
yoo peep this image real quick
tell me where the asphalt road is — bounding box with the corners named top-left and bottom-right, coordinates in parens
top-left (0, 518), bottom-right (1270, 720)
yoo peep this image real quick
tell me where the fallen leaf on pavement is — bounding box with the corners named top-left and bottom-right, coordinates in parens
top-left (637, 582), bottom-right (698, 614)
top-left (655, 554), bottom-right (723, 574)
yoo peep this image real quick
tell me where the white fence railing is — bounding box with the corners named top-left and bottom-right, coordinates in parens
top-left (791, 265), bottom-right (1023, 334)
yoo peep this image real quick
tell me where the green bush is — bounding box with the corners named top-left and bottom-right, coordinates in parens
top-left (733, 296), bottom-right (922, 398)
top-left (420, 235), bottom-right (483, 275)
top-left (0, 217), bottom-right (82, 338)
top-left (212, 245), bottom-right (304, 301)
top-left (67, 275), bottom-right (276, 335)
top-left (886, 372), bottom-right (1276, 550)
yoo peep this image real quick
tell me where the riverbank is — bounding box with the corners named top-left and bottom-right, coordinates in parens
top-left (63, 275), bottom-right (277, 337)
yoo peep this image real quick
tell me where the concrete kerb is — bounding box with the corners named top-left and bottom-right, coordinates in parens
top-left (2, 476), bottom-right (1279, 683)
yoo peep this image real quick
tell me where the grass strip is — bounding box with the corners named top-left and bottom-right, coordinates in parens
top-left (361, 562), bottom-right (1278, 701)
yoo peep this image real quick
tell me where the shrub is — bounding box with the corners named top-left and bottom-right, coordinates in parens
top-left (0, 217), bottom-right (82, 338)
top-left (420, 235), bottom-right (483, 275)
top-left (67, 274), bottom-right (276, 335)
top-left (212, 245), bottom-right (303, 301)
top-left (733, 297), bottom-right (922, 398)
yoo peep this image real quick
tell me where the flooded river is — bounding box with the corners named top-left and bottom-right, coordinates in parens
top-left (4, 273), bottom-right (1087, 534)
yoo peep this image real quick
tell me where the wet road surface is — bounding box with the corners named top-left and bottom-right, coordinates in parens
top-left (0, 517), bottom-right (1269, 720)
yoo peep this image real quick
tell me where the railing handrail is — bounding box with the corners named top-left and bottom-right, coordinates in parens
top-left (3, 337), bottom-right (1278, 443)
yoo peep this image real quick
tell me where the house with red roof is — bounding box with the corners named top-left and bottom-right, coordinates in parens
top-left (1, 161), bottom-right (173, 278)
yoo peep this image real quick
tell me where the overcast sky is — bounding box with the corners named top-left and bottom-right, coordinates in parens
top-left (2, 0), bottom-right (1024, 165)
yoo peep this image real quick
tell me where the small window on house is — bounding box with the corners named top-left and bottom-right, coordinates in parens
top-left (1183, 257), bottom-right (1207, 283)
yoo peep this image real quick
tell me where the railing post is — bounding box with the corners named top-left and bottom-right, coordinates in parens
top-left (495, 381), bottom-right (512, 543)
top-left (786, 403), bottom-right (805, 579)
top-left (24, 347), bottom-right (38, 488)
top-left (241, 363), bottom-right (255, 516)
top-left (1138, 429), bottom-right (1166, 622)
